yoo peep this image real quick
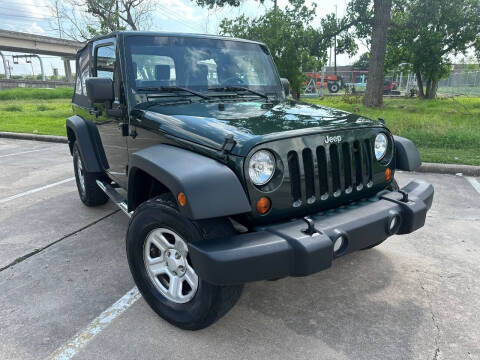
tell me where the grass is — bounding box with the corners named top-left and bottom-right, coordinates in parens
top-left (0, 88), bottom-right (73, 136)
top-left (0, 88), bottom-right (479, 165)
top-left (0, 87), bottom-right (73, 100)
top-left (0, 99), bottom-right (71, 136)
top-left (303, 95), bottom-right (480, 166)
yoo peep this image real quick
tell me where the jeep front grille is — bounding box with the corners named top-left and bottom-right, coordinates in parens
top-left (287, 139), bottom-right (373, 206)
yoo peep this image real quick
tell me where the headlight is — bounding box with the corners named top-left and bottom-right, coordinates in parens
top-left (374, 133), bottom-right (388, 160)
top-left (248, 150), bottom-right (275, 185)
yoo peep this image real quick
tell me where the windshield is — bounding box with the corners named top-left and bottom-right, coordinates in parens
top-left (125, 35), bottom-right (283, 104)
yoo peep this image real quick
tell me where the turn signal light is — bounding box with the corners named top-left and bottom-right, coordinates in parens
top-left (256, 197), bottom-right (271, 215)
top-left (385, 168), bottom-right (392, 181)
top-left (177, 192), bottom-right (187, 207)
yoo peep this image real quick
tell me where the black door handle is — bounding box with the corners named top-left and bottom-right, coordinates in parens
top-left (89, 108), bottom-right (101, 116)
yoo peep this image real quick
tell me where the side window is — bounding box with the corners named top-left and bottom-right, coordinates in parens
top-left (95, 44), bottom-right (115, 79)
top-left (73, 46), bottom-right (90, 106)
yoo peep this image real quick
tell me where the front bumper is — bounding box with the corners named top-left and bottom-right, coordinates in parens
top-left (188, 180), bottom-right (434, 285)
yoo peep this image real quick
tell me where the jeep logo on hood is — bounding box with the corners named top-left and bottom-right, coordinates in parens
top-left (324, 135), bottom-right (342, 144)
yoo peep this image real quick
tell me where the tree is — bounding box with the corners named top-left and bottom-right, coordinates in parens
top-left (386, 0), bottom-right (480, 99)
top-left (352, 52), bottom-right (370, 69)
top-left (49, 0), bottom-right (152, 40)
top-left (219, 1), bottom-right (328, 98)
top-left (363, 0), bottom-right (392, 107)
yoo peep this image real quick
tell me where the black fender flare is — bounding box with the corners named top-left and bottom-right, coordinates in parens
top-left (128, 144), bottom-right (251, 220)
top-left (393, 136), bottom-right (421, 171)
top-left (66, 115), bottom-right (108, 173)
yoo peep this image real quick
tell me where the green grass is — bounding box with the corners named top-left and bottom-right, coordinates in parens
top-left (0, 99), bottom-right (71, 136)
top-left (0, 87), bottom-right (73, 100)
top-left (303, 96), bottom-right (480, 166)
top-left (1, 87), bottom-right (479, 165)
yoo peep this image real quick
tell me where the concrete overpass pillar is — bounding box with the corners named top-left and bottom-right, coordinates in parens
top-left (0, 51), bottom-right (9, 79)
top-left (63, 58), bottom-right (72, 82)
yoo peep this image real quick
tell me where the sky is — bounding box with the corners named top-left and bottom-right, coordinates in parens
top-left (0, 0), bottom-right (357, 77)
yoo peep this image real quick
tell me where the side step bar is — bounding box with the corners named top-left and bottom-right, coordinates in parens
top-left (96, 180), bottom-right (132, 218)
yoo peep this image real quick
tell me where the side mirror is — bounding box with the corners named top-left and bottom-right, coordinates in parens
top-left (85, 78), bottom-right (114, 103)
top-left (280, 78), bottom-right (290, 96)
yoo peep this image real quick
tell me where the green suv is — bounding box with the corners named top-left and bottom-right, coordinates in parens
top-left (66, 31), bottom-right (434, 330)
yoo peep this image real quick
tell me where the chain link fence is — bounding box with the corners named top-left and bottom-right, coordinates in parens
top-left (303, 69), bottom-right (480, 97)
top-left (437, 70), bottom-right (480, 96)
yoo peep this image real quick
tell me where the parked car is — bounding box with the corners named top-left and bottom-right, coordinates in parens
top-left (66, 31), bottom-right (434, 330)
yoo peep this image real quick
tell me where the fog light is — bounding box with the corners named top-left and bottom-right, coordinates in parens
top-left (333, 236), bottom-right (345, 253)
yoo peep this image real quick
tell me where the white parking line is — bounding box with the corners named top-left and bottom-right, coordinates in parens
top-left (0, 147), bottom-right (53, 158)
top-left (0, 177), bottom-right (75, 204)
top-left (466, 177), bottom-right (480, 194)
top-left (49, 287), bottom-right (141, 360)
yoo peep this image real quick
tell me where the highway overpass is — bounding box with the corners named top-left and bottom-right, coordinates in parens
top-left (0, 30), bottom-right (84, 81)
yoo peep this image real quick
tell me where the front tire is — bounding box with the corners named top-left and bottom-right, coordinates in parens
top-left (126, 195), bottom-right (243, 330)
top-left (72, 142), bottom-right (108, 206)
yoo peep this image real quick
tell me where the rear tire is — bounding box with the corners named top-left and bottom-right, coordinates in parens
top-left (72, 142), bottom-right (109, 207)
top-left (126, 194), bottom-right (243, 330)
top-left (328, 82), bottom-right (340, 93)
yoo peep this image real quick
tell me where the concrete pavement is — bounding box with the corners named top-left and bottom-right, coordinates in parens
top-left (0, 138), bottom-right (479, 360)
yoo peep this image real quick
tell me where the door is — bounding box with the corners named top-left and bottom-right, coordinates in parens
top-left (92, 39), bottom-right (129, 187)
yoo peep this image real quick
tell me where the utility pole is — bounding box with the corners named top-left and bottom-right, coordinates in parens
top-left (116, 0), bottom-right (120, 28)
top-left (54, 0), bottom-right (63, 38)
top-left (334, 4), bottom-right (337, 75)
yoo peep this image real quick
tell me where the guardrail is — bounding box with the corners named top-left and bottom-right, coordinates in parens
top-left (0, 79), bottom-right (74, 89)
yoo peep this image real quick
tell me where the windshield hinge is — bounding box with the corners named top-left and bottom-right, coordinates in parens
top-left (221, 134), bottom-right (236, 157)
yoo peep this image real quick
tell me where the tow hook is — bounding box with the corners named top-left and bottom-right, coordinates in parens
top-left (302, 217), bottom-right (319, 236)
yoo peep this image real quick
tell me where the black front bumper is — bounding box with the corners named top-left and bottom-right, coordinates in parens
top-left (189, 180), bottom-right (434, 285)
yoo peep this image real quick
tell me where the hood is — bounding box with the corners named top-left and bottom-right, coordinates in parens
top-left (139, 100), bottom-right (384, 157)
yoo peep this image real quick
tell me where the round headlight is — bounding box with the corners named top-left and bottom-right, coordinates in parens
top-left (375, 133), bottom-right (388, 160)
top-left (249, 150), bottom-right (276, 185)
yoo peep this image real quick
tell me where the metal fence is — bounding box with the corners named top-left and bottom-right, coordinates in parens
top-left (437, 71), bottom-right (480, 96)
top-left (303, 69), bottom-right (480, 97)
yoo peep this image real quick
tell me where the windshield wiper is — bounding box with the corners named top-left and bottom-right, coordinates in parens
top-left (136, 86), bottom-right (210, 100)
top-left (208, 86), bottom-right (268, 99)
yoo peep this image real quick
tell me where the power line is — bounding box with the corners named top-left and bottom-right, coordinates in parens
top-left (0, 13), bottom-right (50, 21)
top-left (155, 5), bottom-right (204, 32)
top-left (0, 1), bottom-right (52, 8)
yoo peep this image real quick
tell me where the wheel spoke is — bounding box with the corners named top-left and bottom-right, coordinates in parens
top-left (149, 261), bottom-right (167, 275)
top-left (150, 232), bottom-right (170, 252)
top-left (168, 275), bottom-right (182, 298)
top-left (184, 265), bottom-right (198, 289)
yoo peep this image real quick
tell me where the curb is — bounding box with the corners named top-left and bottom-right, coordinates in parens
top-left (0, 131), bottom-right (67, 144)
top-left (417, 162), bottom-right (480, 177)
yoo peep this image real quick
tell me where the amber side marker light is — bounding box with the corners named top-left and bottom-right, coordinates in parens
top-left (177, 192), bottom-right (187, 207)
top-left (256, 197), bottom-right (271, 215)
top-left (385, 168), bottom-right (392, 181)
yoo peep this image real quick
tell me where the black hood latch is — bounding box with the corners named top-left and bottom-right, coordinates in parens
top-left (221, 134), bottom-right (236, 157)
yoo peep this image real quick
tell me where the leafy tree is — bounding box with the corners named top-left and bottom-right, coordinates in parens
top-left (386, 0), bottom-right (480, 99)
top-left (352, 52), bottom-right (370, 69)
top-left (219, 0), bottom-right (327, 98)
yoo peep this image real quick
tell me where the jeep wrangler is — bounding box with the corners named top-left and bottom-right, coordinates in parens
top-left (67, 31), bottom-right (434, 330)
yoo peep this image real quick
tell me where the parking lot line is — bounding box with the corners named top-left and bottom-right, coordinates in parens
top-left (0, 147), bottom-right (54, 158)
top-left (0, 177), bottom-right (75, 204)
top-left (466, 177), bottom-right (480, 194)
top-left (49, 287), bottom-right (141, 360)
